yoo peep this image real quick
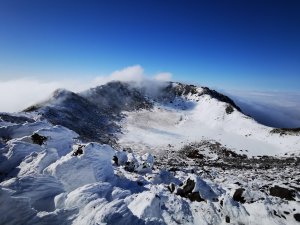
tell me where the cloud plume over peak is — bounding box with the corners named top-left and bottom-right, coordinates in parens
top-left (0, 65), bottom-right (172, 112)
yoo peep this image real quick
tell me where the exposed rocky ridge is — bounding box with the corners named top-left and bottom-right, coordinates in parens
top-left (271, 127), bottom-right (300, 136)
top-left (24, 89), bottom-right (118, 144)
top-left (81, 81), bottom-right (153, 113)
top-left (158, 82), bottom-right (242, 112)
top-left (0, 113), bottom-right (35, 124)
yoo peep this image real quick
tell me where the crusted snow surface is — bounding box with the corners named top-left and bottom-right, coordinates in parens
top-left (0, 117), bottom-right (299, 225)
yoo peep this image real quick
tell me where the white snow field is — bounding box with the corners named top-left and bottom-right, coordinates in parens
top-left (0, 82), bottom-right (299, 225)
top-left (118, 86), bottom-right (300, 157)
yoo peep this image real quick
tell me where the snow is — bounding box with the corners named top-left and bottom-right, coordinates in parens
top-left (0, 119), bottom-right (299, 224)
top-left (0, 82), bottom-right (299, 225)
top-left (118, 93), bottom-right (300, 157)
top-left (44, 143), bottom-right (115, 191)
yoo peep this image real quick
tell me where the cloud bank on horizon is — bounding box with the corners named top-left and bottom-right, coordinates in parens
top-left (1, 65), bottom-right (300, 129)
top-left (0, 65), bottom-right (172, 113)
top-left (226, 90), bottom-right (300, 128)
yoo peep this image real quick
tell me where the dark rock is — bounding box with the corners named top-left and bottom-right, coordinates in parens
top-left (284, 211), bottom-right (290, 215)
top-left (124, 161), bottom-right (135, 172)
top-left (168, 167), bottom-right (179, 172)
top-left (72, 145), bottom-right (84, 156)
top-left (233, 188), bottom-right (246, 203)
top-left (123, 147), bottom-right (133, 153)
top-left (294, 213), bottom-right (300, 222)
top-left (176, 178), bottom-right (205, 202)
top-left (187, 192), bottom-right (205, 202)
top-left (269, 186), bottom-right (296, 201)
top-left (225, 105), bottom-right (234, 114)
top-left (186, 150), bottom-right (204, 159)
top-left (168, 183), bottom-right (176, 193)
top-left (137, 181), bottom-right (143, 186)
top-left (112, 156), bottom-right (118, 165)
top-left (273, 210), bottom-right (281, 218)
top-left (181, 178), bottom-right (195, 195)
top-left (225, 216), bottom-right (230, 223)
top-left (270, 128), bottom-right (300, 136)
top-left (31, 133), bottom-right (47, 145)
top-left (220, 199), bottom-right (224, 207)
top-left (0, 113), bottom-right (35, 123)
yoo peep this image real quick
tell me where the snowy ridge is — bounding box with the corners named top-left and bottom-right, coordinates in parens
top-left (0, 81), bottom-right (299, 224)
top-left (118, 82), bottom-right (299, 157)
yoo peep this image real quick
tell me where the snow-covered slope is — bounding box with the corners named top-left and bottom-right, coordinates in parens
top-left (0, 81), bottom-right (299, 225)
top-left (118, 82), bottom-right (300, 157)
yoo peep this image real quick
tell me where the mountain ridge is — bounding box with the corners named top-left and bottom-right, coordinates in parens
top-left (0, 80), bottom-right (299, 225)
top-left (20, 81), bottom-right (244, 144)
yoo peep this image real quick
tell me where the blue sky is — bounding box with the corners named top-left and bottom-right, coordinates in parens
top-left (0, 0), bottom-right (300, 91)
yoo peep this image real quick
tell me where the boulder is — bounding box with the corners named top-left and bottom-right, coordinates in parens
top-left (269, 185), bottom-right (295, 201)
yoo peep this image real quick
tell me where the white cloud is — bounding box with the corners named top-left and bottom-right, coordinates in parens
top-left (154, 72), bottom-right (172, 81)
top-left (0, 78), bottom-right (93, 113)
top-left (0, 65), bottom-right (173, 112)
top-left (93, 65), bottom-right (172, 84)
top-left (93, 65), bottom-right (145, 84)
top-left (225, 89), bottom-right (300, 128)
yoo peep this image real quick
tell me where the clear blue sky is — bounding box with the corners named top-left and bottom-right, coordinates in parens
top-left (0, 0), bottom-right (299, 91)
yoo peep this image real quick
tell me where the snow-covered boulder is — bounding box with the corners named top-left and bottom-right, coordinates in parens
top-left (35, 125), bottom-right (78, 156)
top-left (124, 152), bottom-right (154, 173)
top-left (128, 191), bottom-right (162, 220)
top-left (114, 150), bottom-right (128, 165)
top-left (44, 143), bottom-right (115, 191)
top-left (176, 175), bottom-right (219, 202)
